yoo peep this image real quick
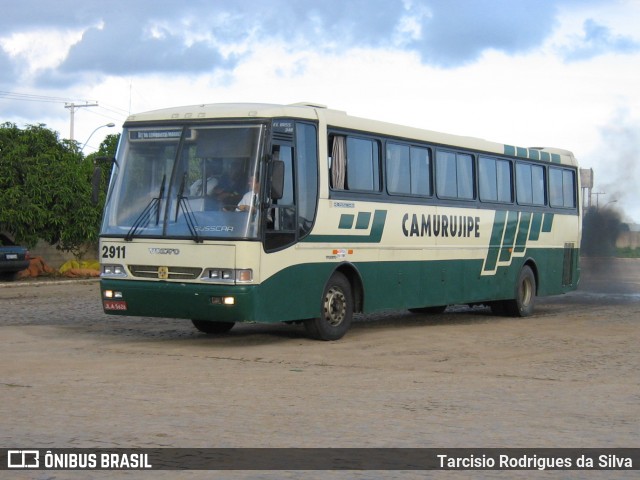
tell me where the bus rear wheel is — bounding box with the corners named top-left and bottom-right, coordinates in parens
top-left (191, 320), bottom-right (235, 334)
top-left (502, 265), bottom-right (536, 317)
top-left (304, 272), bottom-right (353, 341)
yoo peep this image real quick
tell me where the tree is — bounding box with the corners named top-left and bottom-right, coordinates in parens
top-left (0, 122), bottom-right (114, 255)
top-left (86, 132), bottom-right (120, 210)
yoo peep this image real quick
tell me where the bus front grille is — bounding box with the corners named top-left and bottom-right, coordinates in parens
top-left (128, 265), bottom-right (203, 280)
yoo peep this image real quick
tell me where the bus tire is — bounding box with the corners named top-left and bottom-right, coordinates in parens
top-left (504, 265), bottom-right (536, 317)
top-left (304, 272), bottom-right (353, 341)
top-left (191, 319), bottom-right (235, 334)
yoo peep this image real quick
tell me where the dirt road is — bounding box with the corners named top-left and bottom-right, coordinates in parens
top-left (1, 257), bottom-right (638, 478)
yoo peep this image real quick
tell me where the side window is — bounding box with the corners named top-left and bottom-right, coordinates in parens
top-left (562, 169), bottom-right (576, 208)
top-left (346, 137), bottom-right (380, 191)
top-left (386, 142), bottom-right (432, 196)
top-left (479, 156), bottom-right (512, 203)
top-left (296, 122), bottom-right (318, 237)
top-left (532, 164), bottom-right (545, 205)
top-left (386, 143), bottom-right (410, 194)
top-left (516, 162), bottom-right (546, 206)
top-left (436, 150), bottom-right (474, 200)
top-left (411, 146), bottom-right (432, 196)
top-left (550, 167), bottom-right (576, 208)
top-left (329, 134), bottom-right (380, 192)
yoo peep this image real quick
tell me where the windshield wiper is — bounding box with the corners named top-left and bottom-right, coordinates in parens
top-left (174, 173), bottom-right (202, 243)
top-left (124, 175), bottom-right (165, 241)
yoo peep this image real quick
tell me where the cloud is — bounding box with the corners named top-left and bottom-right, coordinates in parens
top-left (405, 0), bottom-right (563, 66)
top-left (0, 50), bottom-right (16, 83)
top-left (591, 108), bottom-right (640, 222)
top-left (0, 0), bottom-right (583, 87)
top-left (562, 18), bottom-right (640, 61)
top-left (57, 19), bottom-right (236, 77)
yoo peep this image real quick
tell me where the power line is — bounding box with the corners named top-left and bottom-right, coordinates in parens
top-left (0, 90), bottom-right (88, 104)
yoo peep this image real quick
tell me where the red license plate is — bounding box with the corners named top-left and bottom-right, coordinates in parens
top-left (104, 300), bottom-right (128, 311)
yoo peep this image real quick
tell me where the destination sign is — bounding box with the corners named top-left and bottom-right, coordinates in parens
top-left (129, 129), bottom-right (182, 140)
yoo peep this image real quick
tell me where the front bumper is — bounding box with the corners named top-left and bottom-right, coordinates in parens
top-left (100, 279), bottom-right (258, 323)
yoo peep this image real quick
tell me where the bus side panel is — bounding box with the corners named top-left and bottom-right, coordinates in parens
top-left (256, 262), bottom-right (337, 322)
top-left (525, 246), bottom-right (580, 296)
top-left (351, 248), bottom-right (577, 313)
top-left (355, 259), bottom-right (466, 312)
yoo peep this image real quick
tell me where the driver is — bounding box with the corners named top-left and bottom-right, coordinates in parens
top-left (212, 162), bottom-right (244, 203)
top-left (236, 176), bottom-right (260, 213)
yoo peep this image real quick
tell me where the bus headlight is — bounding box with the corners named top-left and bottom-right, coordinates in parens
top-left (102, 264), bottom-right (128, 277)
top-left (201, 268), bottom-right (253, 283)
top-left (104, 290), bottom-right (123, 299)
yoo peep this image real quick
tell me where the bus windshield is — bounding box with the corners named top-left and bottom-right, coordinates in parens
top-left (101, 124), bottom-right (265, 240)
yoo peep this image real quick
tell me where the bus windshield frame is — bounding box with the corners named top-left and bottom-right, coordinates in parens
top-left (100, 122), bottom-right (267, 241)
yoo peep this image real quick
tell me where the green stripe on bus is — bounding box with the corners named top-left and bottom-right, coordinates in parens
top-left (356, 211), bottom-right (372, 229)
top-left (484, 210), bottom-right (507, 272)
top-left (305, 210), bottom-right (387, 243)
top-left (499, 211), bottom-right (519, 262)
top-left (529, 213), bottom-right (543, 241)
top-left (542, 213), bottom-right (554, 232)
top-left (339, 214), bottom-right (354, 229)
top-left (514, 212), bottom-right (532, 253)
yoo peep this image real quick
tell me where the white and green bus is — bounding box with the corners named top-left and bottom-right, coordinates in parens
top-left (98, 102), bottom-right (581, 340)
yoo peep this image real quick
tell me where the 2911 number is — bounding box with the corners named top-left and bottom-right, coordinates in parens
top-left (102, 245), bottom-right (126, 259)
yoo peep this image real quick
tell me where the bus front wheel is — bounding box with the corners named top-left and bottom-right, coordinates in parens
top-left (304, 272), bottom-right (353, 341)
top-left (191, 319), bottom-right (235, 334)
top-left (502, 265), bottom-right (536, 317)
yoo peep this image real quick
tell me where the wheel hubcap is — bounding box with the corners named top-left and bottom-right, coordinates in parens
top-left (520, 277), bottom-right (533, 306)
top-left (324, 286), bottom-right (346, 326)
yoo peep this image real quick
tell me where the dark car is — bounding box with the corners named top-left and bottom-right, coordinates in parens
top-left (0, 234), bottom-right (30, 280)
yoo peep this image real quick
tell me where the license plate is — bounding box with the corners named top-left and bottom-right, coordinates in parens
top-left (6, 254), bottom-right (18, 260)
top-left (104, 300), bottom-right (128, 311)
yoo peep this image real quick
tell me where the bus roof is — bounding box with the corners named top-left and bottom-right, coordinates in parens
top-left (125, 102), bottom-right (578, 167)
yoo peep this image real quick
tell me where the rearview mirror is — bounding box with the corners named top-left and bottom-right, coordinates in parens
top-left (270, 160), bottom-right (285, 200)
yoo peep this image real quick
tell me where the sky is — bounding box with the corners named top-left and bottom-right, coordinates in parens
top-left (1, 0), bottom-right (639, 221)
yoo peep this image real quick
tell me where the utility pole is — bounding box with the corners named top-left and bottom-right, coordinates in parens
top-left (65, 102), bottom-right (99, 140)
top-left (592, 192), bottom-right (606, 209)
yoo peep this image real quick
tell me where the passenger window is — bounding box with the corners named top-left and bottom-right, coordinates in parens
top-left (516, 163), bottom-right (546, 206)
top-left (329, 135), bottom-right (380, 192)
top-left (386, 142), bottom-right (432, 196)
top-left (346, 137), bottom-right (380, 191)
top-left (479, 156), bottom-right (512, 203)
top-left (436, 150), bottom-right (474, 200)
top-left (550, 167), bottom-right (576, 208)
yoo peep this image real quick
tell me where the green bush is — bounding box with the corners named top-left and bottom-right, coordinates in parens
top-left (0, 122), bottom-right (118, 255)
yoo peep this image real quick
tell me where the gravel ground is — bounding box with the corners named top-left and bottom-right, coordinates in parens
top-left (1, 257), bottom-right (638, 479)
